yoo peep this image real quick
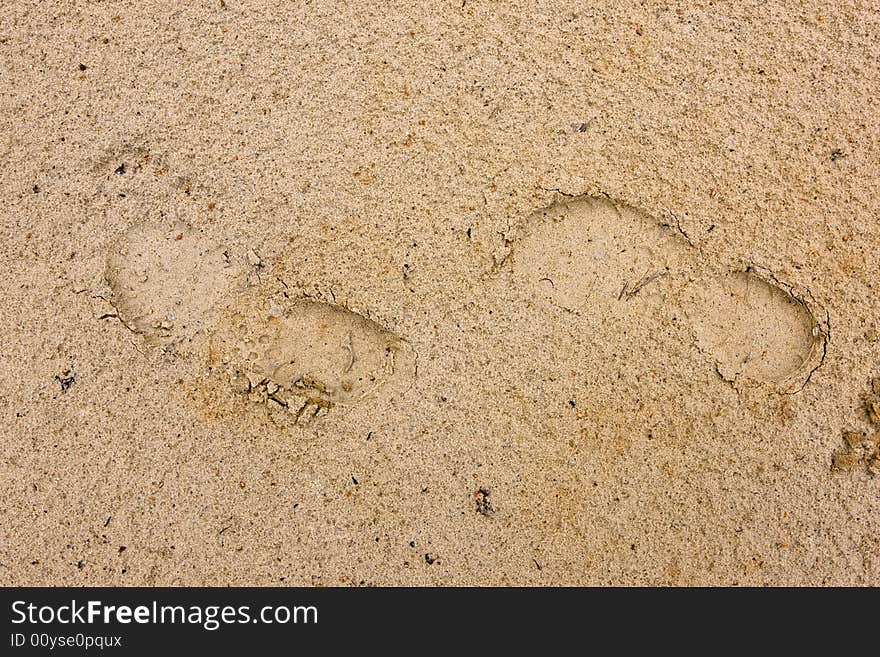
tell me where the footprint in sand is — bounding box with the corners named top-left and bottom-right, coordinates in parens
top-left (105, 220), bottom-right (415, 424)
top-left (104, 221), bottom-right (244, 351)
top-left (206, 286), bottom-right (417, 424)
top-left (512, 196), bottom-right (827, 391)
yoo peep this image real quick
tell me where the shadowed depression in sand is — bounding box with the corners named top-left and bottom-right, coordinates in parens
top-left (513, 197), bottom-right (825, 392)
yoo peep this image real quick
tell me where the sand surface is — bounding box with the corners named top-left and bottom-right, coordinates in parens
top-left (1, 1), bottom-right (879, 586)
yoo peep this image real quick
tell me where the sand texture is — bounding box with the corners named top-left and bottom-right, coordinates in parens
top-left (1, 2), bottom-right (879, 586)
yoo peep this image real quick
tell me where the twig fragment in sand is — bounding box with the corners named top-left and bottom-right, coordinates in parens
top-left (341, 332), bottom-right (355, 373)
top-left (619, 270), bottom-right (667, 300)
